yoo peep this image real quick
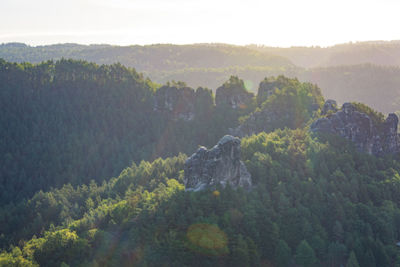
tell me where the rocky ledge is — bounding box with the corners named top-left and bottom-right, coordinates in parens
top-left (184, 135), bottom-right (252, 191)
top-left (311, 102), bottom-right (399, 156)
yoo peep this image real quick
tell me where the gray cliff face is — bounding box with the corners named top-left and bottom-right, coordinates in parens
top-left (380, 113), bottom-right (399, 154)
top-left (184, 135), bottom-right (252, 191)
top-left (311, 101), bottom-right (399, 155)
top-left (153, 86), bottom-right (195, 121)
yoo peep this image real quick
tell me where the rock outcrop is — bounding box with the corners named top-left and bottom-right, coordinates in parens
top-left (184, 135), bottom-right (252, 191)
top-left (229, 77), bottom-right (323, 138)
top-left (153, 85), bottom-right (195, 121)
top-left (311, 102), bottom-right (399, 155)
top-left (256, 75), bottom-right (292, 105)
top-left (215, 77), bottom-right (253, 110)
top-left (321, 99), bottom-right (338, 115)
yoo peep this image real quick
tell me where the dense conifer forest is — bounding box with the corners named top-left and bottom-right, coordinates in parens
top-left (2, 57), bottom-right (400, 266)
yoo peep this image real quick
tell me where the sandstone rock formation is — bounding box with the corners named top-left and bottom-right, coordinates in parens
top-left (153, 85), bottom-right (195, 121)
top-left (215, 77), bottom-right (253, 110)
top-left (184, 135), bottom-right (252, 191)
top-left (311, 102), bottom-right (399, 155)
top-left (256, 75), bottom-right (292, 105)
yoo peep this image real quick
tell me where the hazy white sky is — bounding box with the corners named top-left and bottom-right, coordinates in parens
top-left (1, 0), bottom-right (399, 47)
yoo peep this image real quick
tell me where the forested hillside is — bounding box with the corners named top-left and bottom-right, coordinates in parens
top-left (0, 43), bottom-right (293, 72)
top-left (0, 59), bottom-right (323, 205)
top-left (2, 42), bottom-right (400, 113)
top-left (250, 41), bottom-right (400, 68)
top-left (3, 129), bottom-right (400, 266)
top-left (300, 64), bottom-right (400, 113)
top-left (2, 58), bottom-right (400, 266)
top-left (0, 59), bottom-right (220, 204)
top-left (4, 41), bottom-right (400, 70)
top-left (0, 59), bottom-right (157, 203)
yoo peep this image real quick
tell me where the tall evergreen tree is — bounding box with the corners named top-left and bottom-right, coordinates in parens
top-left (295, 240), bottom-right (317, 267)
top-left (347, 251), bottom-right (360, 267)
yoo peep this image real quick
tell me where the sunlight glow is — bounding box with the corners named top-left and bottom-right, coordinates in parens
top-left (0, 0), bottom-right (399, 46)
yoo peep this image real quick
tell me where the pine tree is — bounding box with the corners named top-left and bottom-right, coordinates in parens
top-left (346, 251), bottom-right (360, 267)
top-left (295, 240), bottom-right (317, 267)
top-left (276, 239), bottom-right (292, 267)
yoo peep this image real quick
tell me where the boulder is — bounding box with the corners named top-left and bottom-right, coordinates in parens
top-left (184, 135), bottom-right (252, 191)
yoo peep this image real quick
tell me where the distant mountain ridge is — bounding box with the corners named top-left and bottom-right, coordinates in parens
top-left (4, 40), bottom-right (400, 69)
top-left (0, 42), bottom-right (294, 71)
top-left (2, 42), bottom-right (400, 113)
top-left (248, 40), bottom-right (400, 68)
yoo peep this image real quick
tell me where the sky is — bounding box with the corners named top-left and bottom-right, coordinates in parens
top-left (1, 0), bottom-right (399, 47)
